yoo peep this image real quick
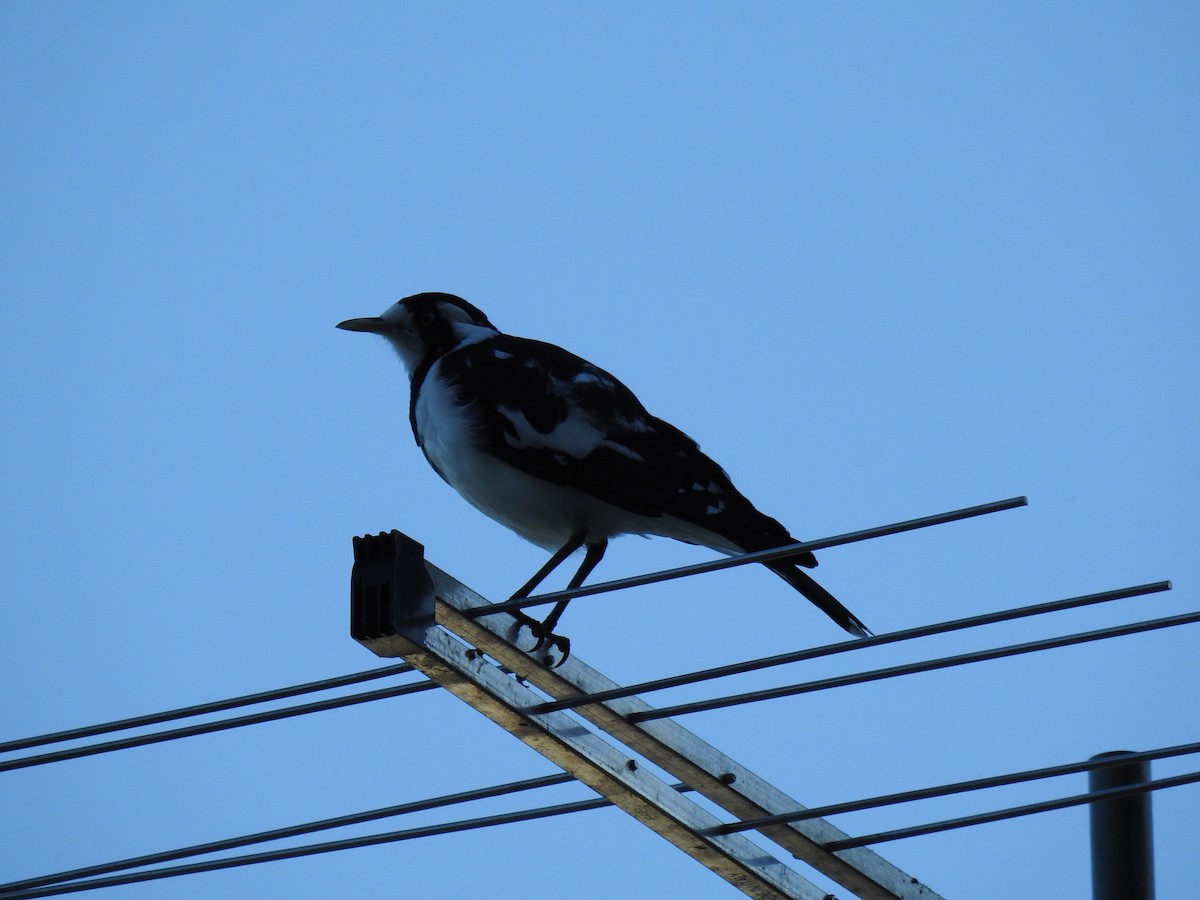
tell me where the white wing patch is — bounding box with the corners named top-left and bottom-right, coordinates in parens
top-left (599, 439), bottom-right (645, 462)
top-left (497, 403), bottom-right (606, 458)
top-left (568, 370), bottom-right (607, 386)
top-left (690, 479), bottom-right (727, 514)
top-left (494, 368), bottom-right (654, 462)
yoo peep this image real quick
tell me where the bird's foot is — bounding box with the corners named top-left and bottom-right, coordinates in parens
top-left (538, 632), bottom-right (570, 668)
top-left (511, 612), bottom-right (571, 668)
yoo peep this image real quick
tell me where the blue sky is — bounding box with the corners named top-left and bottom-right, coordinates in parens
top-left (2, 3), bottom-right (1197, 898)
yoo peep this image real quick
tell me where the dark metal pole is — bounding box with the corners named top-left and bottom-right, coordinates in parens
top-left (1090, 750), bottom-right (1155, 900)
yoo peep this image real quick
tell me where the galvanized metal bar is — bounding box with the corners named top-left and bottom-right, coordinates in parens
top-left (354, 534), bottom-right (830, 900)
top-left (425, 560), bottom-right (944, 900)
top-left (1090, 751), bottom-right (1155, 900)
top-left (468, 496), bottom-right (1027, 618)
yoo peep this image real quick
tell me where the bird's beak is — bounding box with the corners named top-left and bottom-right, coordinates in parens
top-left (336, 316), bottom-right (391, 334)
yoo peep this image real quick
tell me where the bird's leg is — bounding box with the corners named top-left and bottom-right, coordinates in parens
top-left (533, 540), bottom-right (607, 667)
top-left (541, 540), bottom-right (607, 634)
top-left (511, 534), bottom-right (585, 601)
top-left (508, 534), bottom-right (585, 650)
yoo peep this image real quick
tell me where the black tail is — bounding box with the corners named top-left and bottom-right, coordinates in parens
top-left (764, 560), bottom-right (871, 638)
top-left (686, 477), bottom-right (870, 636)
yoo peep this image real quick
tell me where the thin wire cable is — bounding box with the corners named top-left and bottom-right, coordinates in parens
top-left (0, 679), bottom-right (439, 774)
top-left (469, 496), bottom-right (1028, 617)
top-left (1, 499), bottom-right (1026, 755)
top-left (718, 739), bottom-right (1200, 834)
top-left (0, 799), bottom-right (607, 900)
top-left (0, 772), bottom-right (575, 894)
top-left (0, 784), bottom-right (691, 900)
top-left (13, 584), bottom-right (1165, 771)
top-left (0, 496), bottom-right (1029, 757)
top-left (627, 609), bottom-right (1200, 722)
top-left (531, 581), bottom-right (1170, 714)
top-left (0, 664), bottom-right (414, 755)
top-left (823, 769), bottom-right (1200, 851)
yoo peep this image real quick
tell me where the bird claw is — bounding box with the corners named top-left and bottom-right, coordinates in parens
top-left (511, 611), bottom-right (542, 648)
top-left (512, 612), bottom-right (571, 667)
top-left (539, 633), bottom-right (571, 668)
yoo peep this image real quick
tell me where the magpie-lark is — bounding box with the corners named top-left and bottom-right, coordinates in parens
top-left (338, 292), bottom-right (869, 661)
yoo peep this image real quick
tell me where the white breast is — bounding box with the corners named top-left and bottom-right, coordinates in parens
top-left (413, 363), bottom-right (576, 549)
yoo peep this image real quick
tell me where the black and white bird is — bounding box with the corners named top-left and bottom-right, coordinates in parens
top-left (338, 292), bottom-right (869, 660)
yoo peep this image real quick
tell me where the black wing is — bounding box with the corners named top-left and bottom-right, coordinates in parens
top-left (439, 334), bottom-right (815, 563)
top-left (439, 334), bottom-right (870, 636)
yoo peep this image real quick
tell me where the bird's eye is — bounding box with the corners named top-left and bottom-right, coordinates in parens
top-left (417, 312), bottom-right (436, 327)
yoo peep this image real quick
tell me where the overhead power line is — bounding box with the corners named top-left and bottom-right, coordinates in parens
top-left (0, 771), bottom-right (578, 895)
top-left (719, 739), bottom-right (1200, 833)
top-left (627, 608), bottom-right (1200, 721)
top-left (531, 581), bottom-right (1171, 714)
top-left (823, 769), bottom-right (1200, 851)
top-left (0, 497), bottom-right (1025, 762)
top-left (0, 497), bottom-right (1034, 770)
top-left (469, 496), bottom-right (1028, 618)
top-left (0, 497), bottom-right (1032, 776)
top-left (0, 664), bottom-right (415, 755)
top-left (2, 580), bottom-right (1173, 773)
top-left (0, 679), bottom-right (437, 774)
top-left (6, 735), bottom-right (1195, 899)
top-left (6, 579), bottom-right (1163, 774)
top-left (0, 794), bottom-right (626, 900)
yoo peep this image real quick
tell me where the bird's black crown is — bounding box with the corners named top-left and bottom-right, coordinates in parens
top-left (402, 292), bottom-right (496, 331)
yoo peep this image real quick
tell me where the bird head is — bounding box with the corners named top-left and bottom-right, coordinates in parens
top-left (337, 292), bottom-right (498, 373)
